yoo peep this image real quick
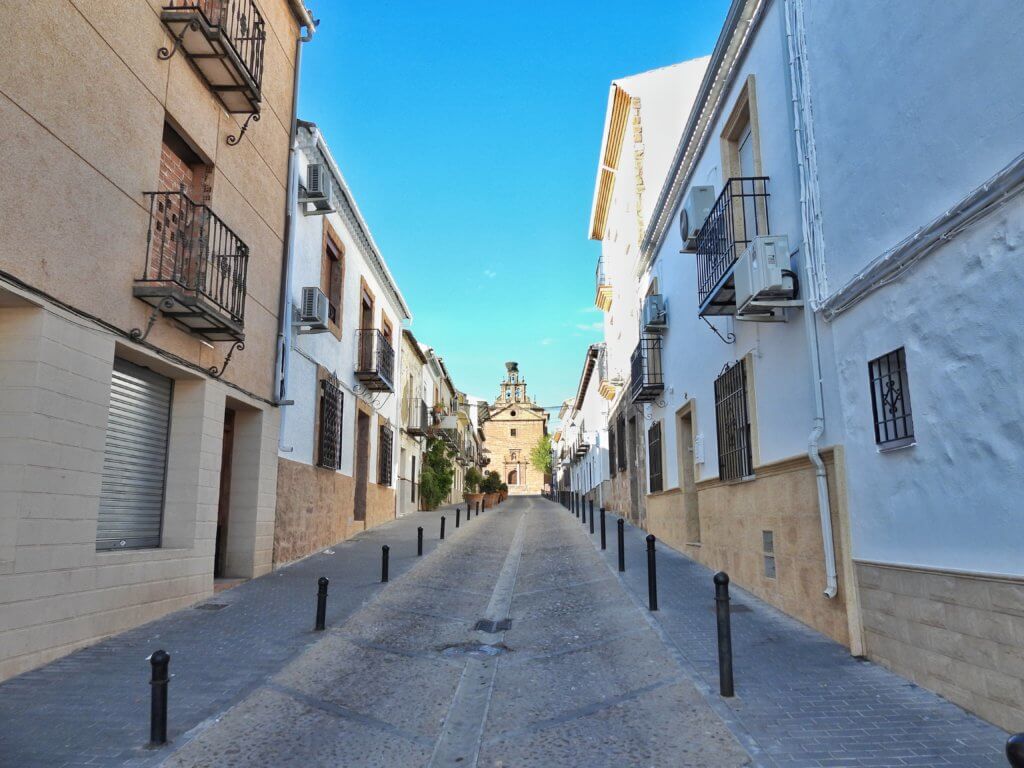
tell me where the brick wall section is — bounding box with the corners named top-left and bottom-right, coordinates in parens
top-left (858, 562), bottom-right (1024, 731)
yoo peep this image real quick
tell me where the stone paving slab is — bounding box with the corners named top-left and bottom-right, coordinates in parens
top-left (570, 501), bottom-right (1010, 768)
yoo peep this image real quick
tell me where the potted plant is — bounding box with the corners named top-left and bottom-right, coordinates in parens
top-left (463, 466), bottom-right (484, 508)
top-left (480, 471), bottom-right (501, 508)
top-left (499, 482), bottom-right (508, 501)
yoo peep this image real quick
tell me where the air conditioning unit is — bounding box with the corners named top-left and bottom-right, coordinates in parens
top-left (734, 235), bottom-right (796, 316)
top-left (679, 185), bottom-right (716, 251)
top-left (300, 163), bottom-right (335, 214)
top-left (642, 294), bottom-right (667, 332)
top-left (298, 286), bottom-right (330, 331)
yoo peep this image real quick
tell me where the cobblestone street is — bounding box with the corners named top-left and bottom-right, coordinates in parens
top-left (0, 496), bottom-right (1009, 767)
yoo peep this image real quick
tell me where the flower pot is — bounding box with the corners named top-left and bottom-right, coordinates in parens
top-left (464, 492), bottom-right (484, 508)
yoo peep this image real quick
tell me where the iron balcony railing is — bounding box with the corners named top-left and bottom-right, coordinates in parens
top-left (161, 0), bottom-right (266, 114)
top-left (595, 255), bottom-right (612, 310)
top-left (135, 191), bottom-right (249, 341)
top-left (695, 177), bottom-right (770, 311)
top-left (630, 335), bottom-right (665, 403)
top-left (403, 398), bottom-right (429, 437)
top-left (354, 329), bottom-right (395, 392)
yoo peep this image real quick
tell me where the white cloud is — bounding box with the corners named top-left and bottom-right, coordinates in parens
top-left (540, 338), bottom-right (555, 346)
top-left (575, 322), bottom-right (603, 332)
top-left (483, 269), bottom-right (497, 278)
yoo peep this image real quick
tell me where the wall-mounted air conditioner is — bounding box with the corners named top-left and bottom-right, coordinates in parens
top-left (679, 185), bottom-right (716, 251)
top-left (300, 163), bottom-right (335, 215)
top-left (297, 286), bottom-right (330, 332)
top-left (734, 235), bottom-right (799, 318)
top-left (642, 294), bottom-right (667, 332)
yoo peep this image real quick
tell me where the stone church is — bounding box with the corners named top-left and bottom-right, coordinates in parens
top-left (483, 362), bottom-right (549, 495)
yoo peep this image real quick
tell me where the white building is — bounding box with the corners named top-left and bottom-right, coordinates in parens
top-left (397, 329), bottom-right (431, 517)
top-left (563, 344), bottom-right (611, 509)
top-left (273, 122), bottom-right (411, 566)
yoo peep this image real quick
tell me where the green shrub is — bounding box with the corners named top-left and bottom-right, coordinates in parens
top-left (464, 466), bottom-right (483, 494)
top-left (420, 438), bottom-right (454, 510)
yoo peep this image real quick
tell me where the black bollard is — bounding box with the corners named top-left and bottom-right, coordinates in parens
top-left (381, 545), bottom-right (390, 583)
top-left (714, 572), bottom-right (734, 697)
top-left (456, 508), bottom-right (460, 528)
top-left (646, 535), bottom-right (658, 611)
top-left (1007, 734), bottom-right (1024, 768)
top-left (600, 507), bottom-right (607, 550)
top-left (575, 494), bottom-right (580, 518)
top-left (589, 500), bottom-right (595, 535)
top-left (315, 576), bottom-right (329, 631)
top-left (582, 499), bottom-right (586, 525)
top-left (417, 526), bottom-right (423, 556)
top-left (149, 650), bottom-right (170, 746)
top-left (477, 501), bottom-right (481, 517)
top-left (440, 516), bottom-right (446, 540)
top-left (617, 518), bottom-right (625, 572)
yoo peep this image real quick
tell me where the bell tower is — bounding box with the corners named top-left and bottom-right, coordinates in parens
top-left (497, 361), bottom-right (529, 404)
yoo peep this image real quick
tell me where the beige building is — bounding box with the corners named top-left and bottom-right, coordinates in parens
top-left (482, 362), bottom-right (548, 495)
top-left (0, 0), bottom-right (314, 680)
top-left (397, 329), bottom-right (430, 516)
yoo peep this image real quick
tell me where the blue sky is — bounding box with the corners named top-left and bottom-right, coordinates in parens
top-left (298, 1), bottom-right (730, 411)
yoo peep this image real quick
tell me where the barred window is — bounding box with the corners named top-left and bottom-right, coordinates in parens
top-left (608, 425), bottom-right (616, 477)
top-left (869, 347), bottom-right (914, 448)
top-left (616, 415), bottom-right (627, 471)
top-left (714, 360), bottom-right (753, 481)
top-left (317, 378), bottom-right (343, 470)
top-left (647, 421), bottom-right (663, 493)
top-left (378, 425), bottom-right (394, 486)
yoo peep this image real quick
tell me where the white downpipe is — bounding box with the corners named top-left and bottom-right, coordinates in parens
top-left (786, 0), bottom-right (838, 598)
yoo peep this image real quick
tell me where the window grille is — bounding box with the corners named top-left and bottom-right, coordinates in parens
top-left (317, 377), bottom-right (343, 470)
top-left (648, 421), bottom-right (663, 493)
top-left (714, 360), bottom-right (753, 481)
top-left (608, 425), bottom-right (616, 477)
top-left (616, 415), bottom-right (627, 471)
top-left (868, 347), bottom-right (914, 448)
top-left (378, 425), bottom-right (394, 486)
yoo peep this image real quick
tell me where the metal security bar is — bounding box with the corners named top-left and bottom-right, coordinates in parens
top-left (630, 336), bottom-right (665, 403)
top-left (616, 415), bottom-right (627, 472)
top-left (378, 425), bottom-right (394, 486)
top-left (869, 347), bottom-right (914, 448)
top-left (608, 424), bottom-right (616, 477)
top-left (714, 360), bottom-right (753, 481)
top-left (648, 421), bottom-right (663, 493)
top-left (695, 177), bottom-right (770, 307)
top-left (355, 329), bottom-right (395, 392)
top-left (317, 378), bottom-right (343, 470)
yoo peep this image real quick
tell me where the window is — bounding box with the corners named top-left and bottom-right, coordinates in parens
top-left (616, 415), bottom-right (627, 471)
top-left (647, 421), bottom-right (663, 493)
top-left (317, 377), bottom-right (343, 470)
top-left (378, 425), bottom-right (393, 485)
top-left (321, 223), bottom-right (344, 332)
top-left (869, 347), bottom-right (914, 449)
top-left (762, 530), bottom-right (776, 578)
top-left (510, 428), bottom-right (517, 437)
top-left (714, 360), bottom-right (753, 481)
top-left (608, 425), bottom-right (616, 477)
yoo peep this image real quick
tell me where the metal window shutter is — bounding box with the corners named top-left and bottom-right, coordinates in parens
top-left (96, 359), bottom-right (173, 550)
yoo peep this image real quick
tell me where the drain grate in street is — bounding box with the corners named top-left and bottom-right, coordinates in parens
top-left (194, 602), bottom-right (229, 611)
top-left (474, 618), bottom-right (512, 633)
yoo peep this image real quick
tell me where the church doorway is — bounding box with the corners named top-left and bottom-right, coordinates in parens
top-left (507, 468), bottom-right (519, 486)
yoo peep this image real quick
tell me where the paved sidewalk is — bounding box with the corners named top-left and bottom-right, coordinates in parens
top-left (0, 501), bottom-right (479, 768)
top-left (567, 501), bottom-right (1010, 768)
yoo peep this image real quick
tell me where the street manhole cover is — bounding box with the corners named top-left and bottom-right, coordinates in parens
top-left (195, 603), bottom-right (229, 611)
top-left (440, 641), bottom-right (511, 658)
top-left (474, 618), bottom-right (512, 633)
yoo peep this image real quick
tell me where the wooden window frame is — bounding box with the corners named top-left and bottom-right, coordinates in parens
top-left (720, 75), bottom-right (764, 180)
top-left (321, 220), bottom-right (345, 339)
top-left (647, 420), bottom-right (663, 494)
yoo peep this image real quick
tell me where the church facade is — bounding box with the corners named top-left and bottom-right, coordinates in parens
top-left (483, 362), bottom-right (548, 495)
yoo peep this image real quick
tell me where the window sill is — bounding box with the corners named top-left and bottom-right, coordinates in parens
top-left (878, 439), bottom-right (916, 453)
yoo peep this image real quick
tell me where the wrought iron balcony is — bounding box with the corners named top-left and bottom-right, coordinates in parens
top-left (595, 255), bottom-right (613, 311)
top-left (355, 329), bottom-right (395, 392)
top-left (135, 191), bottom-right (248, 342)
top-left (159, 0), bottom-right (266, 115)
top-left (403, 398), bottom-right (429, 437)
top-left (630, 336), bottom-right (664, 403)
top-left (596, 344), bottom-right (618, 400)
top-left (695, 177), bottom-right (770, 316)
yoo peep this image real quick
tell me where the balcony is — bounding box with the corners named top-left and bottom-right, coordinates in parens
top-left (135, 191), bottom-right (248, 342)
top-left (403, 398), bottom-right (429, 437)
top-left (630, 336), bottom-right (664, 403)
top-left (355, 329), bottom-right (395, 392)
top-left (695, 177), bottom-right (770, 316)
top-left (159, 0), bottom-right (266, 115)
top-left (594, 255), bottom-right (612, 311)
top-left (596, 345), bottom-right (618, 400)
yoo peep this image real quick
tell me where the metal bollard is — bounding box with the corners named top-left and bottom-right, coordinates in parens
top-left (600, 507), bottom-right (606, 550)
top-left (714, 572), bottom-right (735, 697)
top-left (315, 576), bottom-right (329, 631)
top-left (1007, 734), bottom-right (1024, 767)
top-left (381, 545), bottom-right (390, 583)
top-left (617, 518), bottom-right (625, 572)
top-left (575, 494), bottom-right (580, 518)
top-left (646, 535), bottom-right (658, 611)
top-left (477, 501), bottom-right (481, 516)
top-left (417, 526), bottom-right (423, 556)
top-left (582, 499), bottom-right (586, 525)
top-left (149, 650), bottom-right (170, 746)
top-left (440, 516), bottom-right (446, 540)
top-left (456, 508), bottom-right (460, 528)
top-left (589, 500), bottom-right (595, 535)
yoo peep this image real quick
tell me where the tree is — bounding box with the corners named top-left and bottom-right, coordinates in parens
top-left (420, 437), bottom-right (454, 510)
top-left (480, 470), bottom-right (502, 494)
top-left (464, 466), bottom-right (483, 494)
top-left (530, 434), bottom-right (553, 477)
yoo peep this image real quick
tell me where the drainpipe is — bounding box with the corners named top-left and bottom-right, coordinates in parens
top-left (785, 0), bottom-right (837, 598)
top-left (274, 19), bottom-right (316, 452)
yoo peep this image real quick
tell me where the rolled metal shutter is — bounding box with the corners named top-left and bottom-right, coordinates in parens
top-left (96, 359), bottom-right (173, 550)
